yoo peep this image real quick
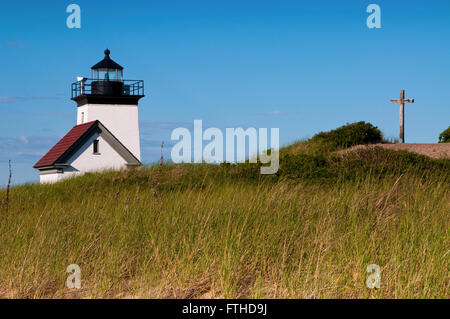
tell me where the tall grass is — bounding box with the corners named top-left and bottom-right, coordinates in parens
top-left (1, 123), bottom-right (448, 298)
top-left (0, 160), bottom-right (448, 298)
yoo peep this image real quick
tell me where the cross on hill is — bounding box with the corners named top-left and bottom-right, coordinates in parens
top-left (390, 90), bottom-right (414, 143)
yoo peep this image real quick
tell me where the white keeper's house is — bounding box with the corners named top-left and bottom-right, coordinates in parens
top-left (34, 49), bottom-right (144, 184)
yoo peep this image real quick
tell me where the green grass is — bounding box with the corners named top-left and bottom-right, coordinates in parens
top-left (0, 125), bottom-right (449, 298)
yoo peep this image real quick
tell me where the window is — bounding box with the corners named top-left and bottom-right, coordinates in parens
top-left (81, 112), bottom-right (85, 124)
top-left (93, 140), bottom-right (99, 154)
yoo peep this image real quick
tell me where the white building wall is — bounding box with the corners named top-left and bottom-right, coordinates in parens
top-left (40, 173), bottom-right (64, 184)
top-left (77, 103), bottom-right (141, 160)
top-left (77, 105), bottom-right (88, 124)
top-left (39, 133), bottom-right (129, 183)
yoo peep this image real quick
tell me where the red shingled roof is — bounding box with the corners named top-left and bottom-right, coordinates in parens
top-left (34, 121), bottom-right (98, 168)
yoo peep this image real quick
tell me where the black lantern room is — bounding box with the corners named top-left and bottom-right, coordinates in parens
top-left (71, 49), bottom-right (144, 105)
top-left (90, 49), bottom-right (124, 96)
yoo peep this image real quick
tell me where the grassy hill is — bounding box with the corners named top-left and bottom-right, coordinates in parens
top-left (1, 122), bottom-right (449, 298)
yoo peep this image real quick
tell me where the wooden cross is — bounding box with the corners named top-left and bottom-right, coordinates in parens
top-left (390, 90), bottom-right (414, 143)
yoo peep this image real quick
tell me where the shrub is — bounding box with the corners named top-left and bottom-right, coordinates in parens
top-left (278, 153), bottom-right (331, 180)
top-left (311, 121), bottom-right (383, 150)
top-left (330, 147), bottom-right (450, 181)
top-left (438, 126), bottom-right (450, 143)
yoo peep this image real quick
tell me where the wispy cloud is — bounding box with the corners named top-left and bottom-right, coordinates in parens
top-left (140, 120), bottom-right (193, 134)
top-left (18, 136), bottom-right (29, 144)
top-left (0, 96), bottom-right (60, 104)
top-left (31, 96), bottom-right (60, 101)
top-left (0, 97), bottom-right (26, 104)
top-left (4, 41), bottom-right (25, 49)
top-left (35, 111), bottom-right (72, 118)
top-left (261, 110), bottom-right (284, 115)
top-left (0, 135), bottom-right (60, 163)
top-left (259, 110), bottom-right (299, 116)
top-left (141, 137), bottom-right (175, 148)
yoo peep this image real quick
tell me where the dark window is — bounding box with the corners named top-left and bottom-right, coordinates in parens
top-left (93, 140), bottom-right (99, 154)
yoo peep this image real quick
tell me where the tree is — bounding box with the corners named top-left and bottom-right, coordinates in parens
top-left (438, 126), bottom-right (450, 143)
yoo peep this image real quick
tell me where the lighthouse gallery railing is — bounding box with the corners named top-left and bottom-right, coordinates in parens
top-left (71, 79), bottom-right (144, 99)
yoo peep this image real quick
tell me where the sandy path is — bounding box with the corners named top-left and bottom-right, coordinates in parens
top-left (344, 143), bottom-right (450, 159)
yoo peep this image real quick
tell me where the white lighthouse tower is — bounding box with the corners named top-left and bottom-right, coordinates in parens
top-left (72, 49), bottom-right (144, 160)
top-left (34, 49), bottom-right (143, 183)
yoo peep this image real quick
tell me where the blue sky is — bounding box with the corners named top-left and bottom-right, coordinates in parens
top-left (1, 0), bottom-right (449, 185)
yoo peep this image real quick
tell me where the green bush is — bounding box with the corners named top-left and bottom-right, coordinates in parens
top-left (275, 148), bottom-right (449, 183)
top-left (329, 147), bottom-right (450, 181)
top-left (311, 121), bottom-right (383, 150)
top-left (438, 126), bottom-right (450, 143)
top-left (279, 153), bottom-right (331, 180)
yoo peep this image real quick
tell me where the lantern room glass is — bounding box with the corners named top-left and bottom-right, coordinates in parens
top-left (91, 69), bottom-right (123, 81)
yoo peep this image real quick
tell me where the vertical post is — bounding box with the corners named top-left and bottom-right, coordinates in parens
top-left (399, 90), bottom-right (405, 143)
top-left (4, 160), bottom-right (12, 215)
top-left (160, 141), bottom-right (164, 167)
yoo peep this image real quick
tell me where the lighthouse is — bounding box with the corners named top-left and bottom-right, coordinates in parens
top-left (73, 49), bottom-right (143, 160)
top-left (34, 50), bottom-right (144, 183)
